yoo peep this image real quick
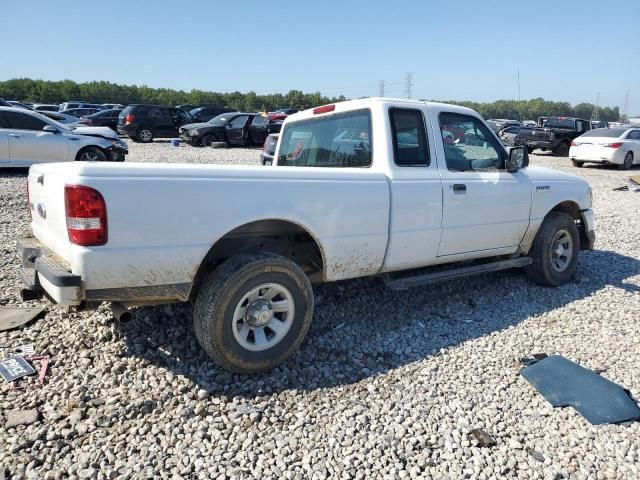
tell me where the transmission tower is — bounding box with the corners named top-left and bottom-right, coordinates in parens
top-left (623, 90), bottom-right (629, 118)
top-left (404, 72), bottom-right (414, 99)
top-left (591, 92), bottom-right (601, 121)
top-left (378, 80), bottom-right (385, 97)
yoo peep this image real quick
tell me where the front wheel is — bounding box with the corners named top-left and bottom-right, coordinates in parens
top-left (554, 142), bottom-right (570, 157)
top-left (137, 128), bottom-right (153, 143)
top-left (76, 147), bottom-right (107, 162)
top-left (201, 134), bottom-right (215, 147)
top-left (526, 146), bottom-right (535, 155)
top-left (194, 252), bottom-right (314, 373)
top-left (524, 212), bottom-right (579, 286)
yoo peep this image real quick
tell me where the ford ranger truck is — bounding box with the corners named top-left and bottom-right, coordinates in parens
top-left (19, 98), bottom-right (595, 373)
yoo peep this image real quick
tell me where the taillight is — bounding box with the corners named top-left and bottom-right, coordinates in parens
top-left (570, 140), bottom-right (578, 146)
top-left (64, 185), bottom-right (107, 246)
top-left (313, 104), bottom-right (335, 115)
top-left (603, 142), bottom-right (622, 149)
top-left (125, 114), bottom-right (135, 125)
top-left (26, 179), bottom-right (31, 221)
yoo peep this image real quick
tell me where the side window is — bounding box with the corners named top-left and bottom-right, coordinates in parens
top-left (576, 120), bottom-right (584, 131)
top-left (439, 112), bottom-right (502, 172)
top-left (628, 130), bottom-right (640, 140)
top-left (251, 115), bottom-right (268, 127)
top-left (389, 108), bottom-right (429, 167)
top-left (150, 108), bottom-right (170, 117)
top-left (3, 111), bottom-right (47, 131)
top-left (278, 109), bottom-right (372, 168)
top-left (229, 115), bottom-right (249, 128)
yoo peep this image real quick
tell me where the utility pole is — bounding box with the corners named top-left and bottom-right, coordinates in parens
top-left (378, 80), bottom-right (385, 97)
top-left (623, 90), bottom-right (629, 118)
top-left (517, 70), bottom-right (521, 102)
top-left (591, 92), bottom-right (601, 121)
top-left (404, 72), bottom-right (414, 99)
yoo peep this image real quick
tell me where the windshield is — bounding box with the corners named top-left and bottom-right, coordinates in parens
top-left (190, 107), bottom-right (203, 116)
top-left (545, 118), bottom-right (575, 129)
top-left (580, 128), bottom-right (626, 138)
top-left (207, 113), bottom-right (230, 125)
top-left (39, 112), bottom-right (73, 131)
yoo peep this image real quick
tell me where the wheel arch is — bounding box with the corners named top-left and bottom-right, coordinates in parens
top-left (74, 145), bottom-right (108, 161)
top-left (189, 218), bottom-right (326, 299)
top-left (549, 200), bottom-right (591, 250)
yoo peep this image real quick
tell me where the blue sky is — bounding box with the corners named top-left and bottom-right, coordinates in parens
top-left (3, 0), bottom-right (639, 114)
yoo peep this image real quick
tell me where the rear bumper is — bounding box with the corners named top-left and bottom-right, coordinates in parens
top-left (18, 236), bottom-right (83, 305)
top-left (515, 138), bottom-right (554, 149)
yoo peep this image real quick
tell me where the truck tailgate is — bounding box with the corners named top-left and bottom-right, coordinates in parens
top-left (28, 165), bottom-right (71, 263)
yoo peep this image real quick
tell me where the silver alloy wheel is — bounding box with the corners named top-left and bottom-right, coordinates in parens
top-left (79, 150), bottom-right (99, 161)
top-left (232, 283), bottom-right (295, 352)
top-left (550, 228), bottom-right (573, 272)
top-left (139, 129), bottom-right (153, 142)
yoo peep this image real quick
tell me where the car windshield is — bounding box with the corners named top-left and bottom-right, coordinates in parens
top-left (580, 128), bottom-right (626, 138)
top-left (545, 118), bottom-right (576, 128)
top-left (190, 107), bottom-right (203, 116)
top-left (44, 115), bottom-right (73, 131)
top-left (207, 114), bottom-right (230, 125)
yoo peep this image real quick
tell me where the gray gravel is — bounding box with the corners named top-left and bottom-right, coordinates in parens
top-left (1, 143), bottom-right (639, 479)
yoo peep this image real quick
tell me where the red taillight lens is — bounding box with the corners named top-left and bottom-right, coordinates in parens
top-left (125, 114), bottom-right (135, 125)
top-left (604, 142), bottom-right (622, 148)
top-left (64, 185), bottom-right (107, 246)
top-left (313, 104), bottom-right (335, 115)
top-left (570, 140), bottom-right (578, 146)
top-left (26, 179), bottom-right (31, 221)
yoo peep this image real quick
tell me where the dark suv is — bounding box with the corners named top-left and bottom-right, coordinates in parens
top-left (189, 106), bottom-right (234, 123)
top-left (117, 105), bottom-right (192, 142)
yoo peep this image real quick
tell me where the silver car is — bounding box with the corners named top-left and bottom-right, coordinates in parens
top-left (0, 107), bottom-right (128, 167)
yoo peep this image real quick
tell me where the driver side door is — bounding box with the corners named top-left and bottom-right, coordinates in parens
top-left (225, 115), bottom-right (250, 145)
top-left (435, 111), bottom-right (531, 257)
top-left (2, 111), bottom-right (69, 166)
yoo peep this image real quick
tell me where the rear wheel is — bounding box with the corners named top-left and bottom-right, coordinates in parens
top-left (193, 252), bottom-right (314, 373)
top-left (525, 212), bottom-right (579, 286)
top-left (76, 147), bottom-right (107, 162)
top-left (619, 151), bottom-right (633, 170)
top-left (137, 128), bottom-right (153, 143)
top-left (572, 160), bottom-right (584, 168)
top-left (554, 142), bottom-right (570, 157)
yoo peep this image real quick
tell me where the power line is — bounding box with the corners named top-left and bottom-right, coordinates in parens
top-left (404, 72), bottom-right (414, 99)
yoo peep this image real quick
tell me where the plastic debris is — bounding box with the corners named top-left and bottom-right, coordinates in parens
top-left (469, 428), bottom-right (496, 447)
top-left (14, 344), bottom-right (35, 356)
top-left (0, 307), bottom-right (45, 332)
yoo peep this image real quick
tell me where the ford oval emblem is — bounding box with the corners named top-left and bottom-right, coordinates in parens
top-left (37, 203), bottom-right (46, 219)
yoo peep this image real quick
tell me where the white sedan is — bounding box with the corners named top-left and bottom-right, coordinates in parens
top-left (0, 107), bottom-right (128, 167)
top-left (569, 127), bottom-right (640, 169)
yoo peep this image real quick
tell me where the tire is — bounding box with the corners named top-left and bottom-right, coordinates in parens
top-left (201, 134), bottom-right (215, 147)
top-left (76, 147), bottom-right (107, 162)
top-left (194, 252), bottom-right (314, 373)
top-left (524, 212), bottom-right (579, 287)
top-left (137, 128), bottom-right (153, 143)
top-left (526, 146), bottom-right (535, 155)
top-left (572, 160), bottom-right (584, 168)
top-left (619, 151), bottom-right (633, 170)
top-left (554, 142), bottom-right (570, 157)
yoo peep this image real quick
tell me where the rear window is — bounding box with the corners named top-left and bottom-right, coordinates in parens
top-left (545, 118), bottom-right (576, 129)
top-left (580, 128), bottom-right (625, 138)
top-left (278, 109), bottom-right (372, 168)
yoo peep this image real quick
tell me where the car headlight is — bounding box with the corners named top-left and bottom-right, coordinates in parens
top-left (189, 129), bottom-right (199, 136)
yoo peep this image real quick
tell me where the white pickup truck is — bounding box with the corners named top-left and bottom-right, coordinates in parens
top-left (19, 98), bottom-right (595, 373)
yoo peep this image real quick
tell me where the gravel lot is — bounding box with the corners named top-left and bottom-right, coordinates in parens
top-left (1, 142), bottom-right (639, 479)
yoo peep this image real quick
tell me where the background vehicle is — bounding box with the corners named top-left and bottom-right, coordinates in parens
top-left (591, 120), bottom-right (608, 129)
top-left (7, 101), bottom-right (32, 110)
top-left (38, 110), bottom-right (84, 127)
top-left (569, 127), bottom-right (640, 169)
top-left (487, 119), bottom-right (521, 132)
top-left (175, 104), bottom-right (198, 111)
top-left (61, 107), bottom-right (102, 118)
top-left (269, 108), bottom-right (299, 121)
top-left (260, 133), bottom-right (279, 165)
top-left (189, 106), bottom-right (234, 123)
top-left (498, 125), bottom-right (521, 146)
top-left (80, 109), bottom-right (122, 131)
top-left (0, 106), bottom-right (127, 166)
top-left (117, 105), bottom-right (192, 142)
top-left (59, 102), bottom-right (106, 112)
top-left (102, 103), bottom-right (124, 110)
top-left (179, 112), bottom-right (282, 147)
top-left (32, 104), bottom-right (61, 112)
top-left (516, 117), bottom-right (591, 156)
top-left (0, 98), bottom-right (11, 107)
top-left (19, 98), bottom-right (594, 374)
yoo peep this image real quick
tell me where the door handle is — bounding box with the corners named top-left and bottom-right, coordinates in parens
top-left (9, 133), bottom-right (21, 138)
top-left (452, 184), bottom-right (467, 193)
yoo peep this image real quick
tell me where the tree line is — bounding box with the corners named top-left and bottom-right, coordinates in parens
top-left (0, 78), bottom-right (621, 121)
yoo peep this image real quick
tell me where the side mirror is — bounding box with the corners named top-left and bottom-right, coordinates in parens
top-left (506, 146), bottom-right (528, 173)
top-left (43, 125), bottom-right (58, 133)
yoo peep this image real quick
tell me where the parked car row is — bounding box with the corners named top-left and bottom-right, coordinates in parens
top-left (0, 107), bottom-right (127, 167)
top-left (180, 113), bottom-right (283, 147)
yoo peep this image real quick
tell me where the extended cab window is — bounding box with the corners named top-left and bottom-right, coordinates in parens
top-left (278, 109), bottom-right (371, 167)
top-left (389, 108), bottom-right (429, 167)
top-left (439, 112), bottom-right (502, 172)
